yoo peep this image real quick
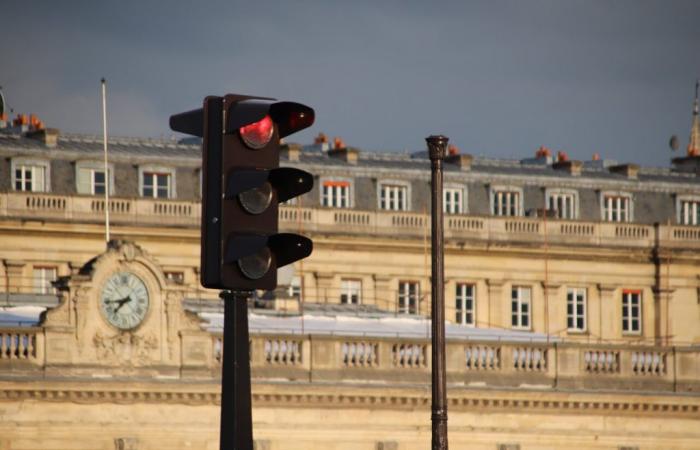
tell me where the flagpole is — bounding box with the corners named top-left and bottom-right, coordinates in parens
top-left (101, 78), bottom-right (111, 245)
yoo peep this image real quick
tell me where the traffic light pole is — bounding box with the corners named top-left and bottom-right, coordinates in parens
top-left (426, 135), bottom-right (449, 450)
top-left (219, 290), bottom-right (254, 450)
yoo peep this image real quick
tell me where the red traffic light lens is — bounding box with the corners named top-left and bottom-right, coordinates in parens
top-left (239, 115), bottom-right (274, 149)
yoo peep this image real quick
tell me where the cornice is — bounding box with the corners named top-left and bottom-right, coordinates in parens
top-left (0, 382), bottom-right (698, 417)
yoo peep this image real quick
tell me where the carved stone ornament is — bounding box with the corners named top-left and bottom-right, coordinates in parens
top-left (93, 331), bottom-right (159, 366)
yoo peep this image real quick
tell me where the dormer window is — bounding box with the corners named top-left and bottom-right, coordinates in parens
top-left (677, 196), bottom-right (700, 226)
top-left (321, 178), bottom-right (352, 208)
top-left (379, 181), bottom-right (410, 211)
top-left (11, 158), bottom-right (50, 192)
top-left (490, 186), bottom-right (523, 217)
top-left (139, 166), bottom-right (176, 199)
top-left (546, 188), bottom-right (578, 220)
top-left (444, 185), bottom-right (466, 215)
top-left (76, 161), bottom-right (114, 195)
top-left (600, 191), bottom-right (633, 222)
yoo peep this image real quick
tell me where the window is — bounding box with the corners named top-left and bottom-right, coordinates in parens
top-left (511, 286), bottom-right (531, 329)
top-left (76, 162), bottom-right (114, 195)
top-left (321, 180), bottom-right (350, 208)
top-left (546, 189), bottom-right (578, 219)
top-left (380, 183), bottom-right (408, 211)
top-left (491, 187), bottom-right (522, 216)
top-left (602, 193), bottom-right (632, 222)
top-left (567, 287), bottom-right (586, 332)
top-left (142, 172), bottom-right (171, 198)
top-left (164, 271), bottom-right (184, 285)
top-left (622, 290), bottom-right (642, 334)
top-left (444, 187), bottom-right (464, 215)
top-left (13, 164), bottom-right (47, 192)
top-left (398, 281), bottom-right (420, 314)
top-left (340, 279), bottom-right (362, 305)
top-left (33, 267), bottom-right (57, 294)
top-left (287, 276), bottom-right (301, 300)
top-left (678, 198), bottom-right (700, 226)
top-left (455, 283), bottom-right (475, 326)
top-left (139, 166), bottom-right (176, 199)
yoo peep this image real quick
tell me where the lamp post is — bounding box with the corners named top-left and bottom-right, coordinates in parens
top-left (426, 135), bottom-right (449, 450)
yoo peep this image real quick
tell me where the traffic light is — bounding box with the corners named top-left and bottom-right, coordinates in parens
top-left (170, 94), bottom-right (315, 291)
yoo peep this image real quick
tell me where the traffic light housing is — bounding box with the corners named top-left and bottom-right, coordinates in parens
top-left (170, 94), bottom-right (314, 290)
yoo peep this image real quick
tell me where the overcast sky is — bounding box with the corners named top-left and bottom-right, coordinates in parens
top-left (2, 0), bottom-right (699, 166)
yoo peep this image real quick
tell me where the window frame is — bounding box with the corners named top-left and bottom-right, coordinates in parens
top-left (139, 165), bottom-right (176, 199)
top-left (622, 289), bottom-right (642, 335)
top-left (320, 177), bottom-right (353, 208)
top-left (340, 279), bottom-right (362, 305)
top-left (566, 287), bottom-right (587, 332)
top-left (443, 184), bottom-right (467, 215)
top-left (75, 160), bottom-right (115, 195)
top-left (489, 185), bottom-right (524, 217)
top-left (398, 280), bottom-right (420, 314)
top-left (32, 266), bottom-right (57, 295)
top-left (545, 188), bottom-right (579, 220)
top-left (11, 158), bottom-right (50, 193)
top-left (511, 286), bottom-right (532, 330)
top-left (378, 179), bottom-right (411, 211)
top-left (600, 191), bottom-right (633, 223)
top-left (676, 195), bottom-right (700, 226)
top-left (455, 282), bottom-right (476, 326)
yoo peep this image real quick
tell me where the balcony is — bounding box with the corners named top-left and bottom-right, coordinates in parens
top-left (2, 325), bottom-right (699, 395)
top-left (1, 192), bottom-right (700, 250)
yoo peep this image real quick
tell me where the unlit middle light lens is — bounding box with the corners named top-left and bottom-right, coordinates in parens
top-left (238, 182), bottom-right (273, 214)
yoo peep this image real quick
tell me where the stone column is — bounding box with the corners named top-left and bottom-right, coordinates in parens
top-left (373, 274), bottom-right (392, 312)
top-left (597, 284), bottom-right (617, 341)
top-left (3, 260), bottom-right (26, 294)
top-left (314, 272), bottom-right (334, 304)
top-left (486, 278), bottom-right (504, 329)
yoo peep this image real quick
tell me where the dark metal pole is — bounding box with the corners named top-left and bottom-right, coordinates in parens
top-left (219, 290), bottom-right (254, 450)
top-left (426, 135), bottom-right (449, 450)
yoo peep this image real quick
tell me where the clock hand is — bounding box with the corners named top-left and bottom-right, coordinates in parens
top-left (114, 296), bottom-right (132, 313)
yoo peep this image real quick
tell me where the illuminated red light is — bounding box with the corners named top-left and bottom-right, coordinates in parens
top-left (239, 115), bottom-right (274, 149)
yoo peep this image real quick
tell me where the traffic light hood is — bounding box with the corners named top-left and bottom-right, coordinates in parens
top-left (227, 100), bottom-right (315, 138)
top-left (225, 167), bottom-right (313, 203)
top-left (224, 233), bottom-right (312, 269)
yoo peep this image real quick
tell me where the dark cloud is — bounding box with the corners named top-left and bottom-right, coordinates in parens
top-left (2, 0), bottom-right (699, 166)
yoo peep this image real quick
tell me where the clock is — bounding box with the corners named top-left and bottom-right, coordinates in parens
top-left (100, 271), bottom-right (150, 330)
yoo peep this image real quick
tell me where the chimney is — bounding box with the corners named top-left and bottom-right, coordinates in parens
top-left (27, 128), bottom-right (59, 148)
top-left (280, 142), bottom-right (301, 161)
top-left (609, 163), bottom-right (639, 179)
top-left (552, 159), bottom-right (583, 176)
top-left (445, 153), bottom-right (473, 171)
top-left (328, 146), bottom-right (359, 164)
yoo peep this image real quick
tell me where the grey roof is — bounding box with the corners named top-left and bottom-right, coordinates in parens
top-left (1, 128), bottom-right (699, 186)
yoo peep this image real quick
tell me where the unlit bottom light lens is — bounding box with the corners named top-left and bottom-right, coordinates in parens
top-left (238, 247), bottom-right (272, 280)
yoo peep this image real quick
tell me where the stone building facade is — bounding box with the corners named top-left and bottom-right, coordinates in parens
top-left (0, 91), bottom-right (700, 449)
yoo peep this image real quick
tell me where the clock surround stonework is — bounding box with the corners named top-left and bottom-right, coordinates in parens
top-left (40, 240), bottom-right (213, 378)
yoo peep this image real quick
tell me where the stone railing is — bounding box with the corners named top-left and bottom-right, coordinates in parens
top-left (0, 192), bottom-right (200, 227)
top-left (0, 328), bottom-right (42, 363)
top-left (206, 332), bottom-right (700, 393)
top-left (2, 192), bottom-right (700, 249)
top-left (1, 325), bottom-right (698, 393)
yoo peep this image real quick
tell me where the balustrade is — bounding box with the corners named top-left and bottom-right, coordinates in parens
top-left (0, 193), bottom-right (698, 250)
top-left (0, 328), bottom-right (39, 361)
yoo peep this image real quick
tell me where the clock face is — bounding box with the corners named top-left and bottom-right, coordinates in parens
top-left (100, 272), bottom-right (150, 330)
